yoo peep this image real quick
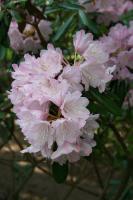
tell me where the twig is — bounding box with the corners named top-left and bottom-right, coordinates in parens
top-left (36, 165), bottom-right (51, 176)
top-left (92, 155), bottom-right (107, 200)
top-left (65, 181), bottom-right (99, 197)
top-left (76, 185), bottom-right (99, 197)
top-left (35, 16), bottom-right (46, 46)
top-left (0, 140), bottom-right (9, 149)
top-left (63, 184), bottom-right (76, 200)
top-left (103, 146), bottom-right (114, 164)
top-left (111, 161), bottom-right (131, 200)
top-left (28, 21), bottom-right (46, 47)
top-left (92, 155), bottom-right (104, 189)
top-left (109, 123), bottom-right (129, 156)
top-left (9, 167), bottom-right (34, 200)
top-left (12, 132), bottom-right (24, 150)
top-left (26, 0), bottom-right (45, 20)
top-left (99, 168), bottom-right (114, 200)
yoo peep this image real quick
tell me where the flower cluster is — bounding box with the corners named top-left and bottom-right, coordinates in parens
top-left (9, 30), bottom-right (115, 164)
top-left (100, 22), bottom-right (133, 81)
top-left (79, 0), bottom-right (133, 25)
top-left (8, 19), bottom-right (52, 54)
top-left (99, 22), bottom-right (133, 108)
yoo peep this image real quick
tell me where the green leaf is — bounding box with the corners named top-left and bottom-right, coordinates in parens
top-left (0, 124), bottom-right (11, 145)
top-left (10, 10), bottom-right (23, 23)
top-left (0, 112), bottom-right (6, 119)
top-left (53, 14), bottom-right (75, 42)
top-left (110, 80), bottom-right (130, 106)
top-left (4, 13), bottom-right (11, 26)
top-left (45, 7), bottom-right (61, 15)
top-left (0, 45), bottom-right (6, 60)
top-left (89, 101), bottom-right (110, 116)
top-left (59, 2), bottom-right (84, 11)
top-left (81, 0), bottom-right (92, 4)
top-left (88, 88), bottom-right (122, 116)
top-left (120, 9), bottom-right (133, 25)
top-left (13, 162), bottom-right (33, 196)
top-left (120, 10), bottom-right (133, 25)
top-left (78, 9), bottom-right (98, 34)
top-left (6, 0), bottom-right (27, 8)
top-left (52, 162), bottom-right (68, 183)
top-left (0, 11), bottom-right (4, 21)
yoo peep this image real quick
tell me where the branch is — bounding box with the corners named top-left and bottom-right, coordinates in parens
top-left (92, 155), bottom-right (104, 189)
top-left (99, 168), bottom-right (114, 200)
top-left (111, 159), bottom-right (132, 200)
top-left (92, 155), bottom-right (107, 200)
top-left (34, 22), bottom-right (46, 47)
top-left (26, 0), bottom-right (45, 20)
top-left (109, 123), bottom-right (129, 156)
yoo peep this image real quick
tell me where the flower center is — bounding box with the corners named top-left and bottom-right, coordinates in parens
top-left (47, 103), bottom-right (62, 122)
top-left (23, 26), bottom-right (36, 37)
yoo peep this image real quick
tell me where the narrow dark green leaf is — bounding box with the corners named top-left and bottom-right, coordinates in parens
top-left (0, 11), bottom-right (4, 21)
top-left (10, 10), bottom-right (23, 23)
top-left (59, 2), bottom-right (84, 11)
top-left (6, 0), bottom-right (27, 8)
top-left (4, 13), bottom-right (11, 26)
top-left (53, 14), bottom-right (75, 41)
top-left (89, 89), bottom-right (122, 116)
top-left (0, 112), bottom-right (5, 119)
top-left (0, 124), bottom-right (11, 144)
top-left (81, 0), bottom-right (92, 4)
top-left (45, 7), bottom-right (61, 15)
top-left (52, 162), bottom-right (68, 183)
top-left (110, 80), bottom-right (130, 106)
top-left (78, 9), bottom-right (98, 34)
top-left (0, 45), bottom-right (6, 60)
top-left (120, 9), bottom-right (133, 25)
top-left (13, 162), bottom-right (33, 196)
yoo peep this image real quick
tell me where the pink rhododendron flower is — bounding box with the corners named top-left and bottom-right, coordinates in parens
top-left (108, 24), bottom-right (129, 41)
top-left (79, 0), bottom-right (133, 25)
top-left (100, 22), bottom-right (133, 81)
top-left (61, 91), bottom-right (90, 126)
top-left (118, 49), bottom-right (133, 69)
top-left (58, 66), bottom-right (83, 92)
top-left (73, 30), bottom-right (93, 54)
top-left (8, 21), bottom-right (24, 52)
top-left (37, 46), bottom-right (63, 78)
top-left (79, 62), bottom-right (115, 92)
top-left (8, 20), bottom-right (52, 53)
top-left (82, 41), bottom-right (109, 64)
top-left (9, 30), bottom-right (114, 164)
top-left (73, 30), bottom-right (115, 92)
top-left (82, 114), bottom-right (99, 137)
top-left (38, 20), bottom-right (52, 41)
top-left (52, 119), bottom-right (81, 146)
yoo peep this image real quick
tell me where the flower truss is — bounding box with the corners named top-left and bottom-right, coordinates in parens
top-left (9, 30), bottom-right (115, 164)
top-left (100, 22), bottom-right (133, 81)
top-left (8, 19), bottom-right (52, 54)
top-left (79, 0), bottom-right (133, 25)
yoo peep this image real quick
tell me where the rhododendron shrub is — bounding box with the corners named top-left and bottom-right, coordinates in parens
top-left (0, 0), bottom-right (133, 198)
